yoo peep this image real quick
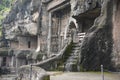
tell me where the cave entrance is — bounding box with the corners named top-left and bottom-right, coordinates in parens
top-left (74, 8), bottom-right (101, 33)
top-left (51, 5), bottom-right (71, 53)
top-left (2, 57), bottom-right (7, 66)
top-left (78, 18), bottom-right (96, 32)
top-left (69, 21), bottom-right (77, 42)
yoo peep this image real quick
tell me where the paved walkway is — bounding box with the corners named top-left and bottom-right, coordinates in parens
top-left (0, 74), bottom-right (16, 80)
top-left (48, 72), bottom-right (120, 80)
top-left (0, 72), bottom-right (119, 80)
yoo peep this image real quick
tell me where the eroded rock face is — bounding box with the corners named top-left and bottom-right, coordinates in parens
top-left (112, 0), bottom-right (120, 71)
top-left (17, 65), bottom-right (49, 80)
top-left (3, 0), bottom-right (41, 39)
top-left (78, 0), bottom-right (119, 71)
top-left (71, 0), bottom-right (102, 16)
top-left (78, 0), bottom-right (120, 71)
top-left (2, 0), bottom-right (120, 72)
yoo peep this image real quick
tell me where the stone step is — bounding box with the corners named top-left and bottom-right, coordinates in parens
top-left (77, 33), bottom-right (86, 36)
top-left (72, 45), bottom-right (80, 48)
top-left (77, 36), bottom-right (85, 38)
top-left (64, 33), bottom-right (85, 71)
top-left (67, 56), bottom-right (78, 60)
top-left (71, 52), bottom-right (79, 55)
top-left (71, 51), bottom-right (79, 53)
top-left (79, 38), bottom-right (84, 40)
top-left (70, 53), bottom-right (78, 56)
top-left (68, 55), bottom-right (78, 59)
top-left (66, 60), bottom-right (77, 63)
top-left (65, 62), bottom-right (77, 65)
top-left (76, 33), bottom-right (86, 43)
top-left (73, 43), bottom-right (80, 45)
top-left (72, 48), bottom-right (79, 50)
top-left (67, 57), bottom-right (78, 61)
top-left (71, 52), bottom-right (78, 54)
top-left (72, 46), bottom-right (79, 48)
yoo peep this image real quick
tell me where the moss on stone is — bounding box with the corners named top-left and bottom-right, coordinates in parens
top-left (62, 40), bottom-right (73, 62)
top-left (0, 51), bottom-right (8, 56)
top-left (56, 40), bottom-right (73, 71)
top-left (43, 75), bottom-right (50, 80)
top-left (36, 54), bottom-right (43, 61)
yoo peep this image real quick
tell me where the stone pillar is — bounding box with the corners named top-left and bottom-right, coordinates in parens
top-left (0, 57), bottom-right (2, 67)
top-left (11, 56), bottom-right (14, 67)
top-left (47, 12), bottom-right (52, 57)
top-left (16, 56), bottom-right (18, 76)
top-left (35, 35), bottom-right (41, 52)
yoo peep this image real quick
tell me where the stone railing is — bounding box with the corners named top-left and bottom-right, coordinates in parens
top-left (31, 38), bottom-right (72, 70)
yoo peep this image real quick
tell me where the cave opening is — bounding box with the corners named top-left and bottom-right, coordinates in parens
top-left (74, 8), bottom-right (101, 33)
top-left (50, 5), bottom-right (71, 53)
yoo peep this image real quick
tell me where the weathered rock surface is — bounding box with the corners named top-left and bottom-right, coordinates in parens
top-left (112, 0), bottom-right (120, 71)
top-left (78, 0), bottom-right (118, 71)
top-left (3, 0), bottom-right (41, 39)
top-left (2, 0), bottom-right (120, 72)
top-left (71, 0), bottom-right (102, 16)
top-left (17, 65), bottom-right (49, 80)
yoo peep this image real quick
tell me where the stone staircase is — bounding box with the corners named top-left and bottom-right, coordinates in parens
top-left (64, 32), bottom-right (86, 72)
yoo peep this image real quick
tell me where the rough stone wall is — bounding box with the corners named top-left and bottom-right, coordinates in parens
top-left (10, 41), bottom-right (19, 49)
top-left (40, 3), bottom-right (49, 53)
top-left (71, 0), bottom-right (102, 16)
top-left (112, 0), bottom-right (120, 70)
top-left (0, 56), bottom-right (13, 67)
top-left (78, 0), bottom-right (114, 71)
top-left (2, 0), bottom-right (120, 71)
top-left (17, 66), bottom-right (49, 80)
top-left (17, 58), bottom-right (27, 67)
top-left (3, 0), bottom-right (41, 39)
top-left (18, 36), bottom-right (37, 50)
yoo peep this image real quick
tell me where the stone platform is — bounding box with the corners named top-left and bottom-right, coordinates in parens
top-left (48, 72), bottom-right (120, 80)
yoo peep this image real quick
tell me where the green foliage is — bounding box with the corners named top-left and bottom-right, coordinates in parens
top-left (62, 40), bottom-right (73, 62)
top-left (56, 40), bottom-right (73, 71)
top-left (0, 27), bottom-right (2, 36)
top-left (0, 0), bottom-right (13, 10)
top-left (0, 50), bottom-right (8, 56)
top-left (43, 75), bottom-right (50, 80)
top-left (79, 65), bottom-right (86, 72)
top-left (36, 53), bottom-right (43, 61)
top-left (0, 0), bottom-right (15, 37)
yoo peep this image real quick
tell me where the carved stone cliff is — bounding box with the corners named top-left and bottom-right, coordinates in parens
top-left (1, 0), bottom-right (120, 71)
top-left (3, 0), bottom-right (41, 39)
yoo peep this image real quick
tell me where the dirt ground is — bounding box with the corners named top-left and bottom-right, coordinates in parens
top-left (48, 72), bottom-right (120, 80)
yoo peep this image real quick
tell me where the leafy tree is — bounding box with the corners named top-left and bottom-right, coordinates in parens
top-left (0, 0), bottom-right (15, 36)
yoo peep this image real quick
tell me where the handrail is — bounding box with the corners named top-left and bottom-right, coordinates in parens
top-left (32, 38), bottom-right (72, 66)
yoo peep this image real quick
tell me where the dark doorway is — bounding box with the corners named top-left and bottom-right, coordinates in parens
top-left (2, 57), bottom-right (7, 66)
top-left (28, 41), bottom-right (31, 48)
